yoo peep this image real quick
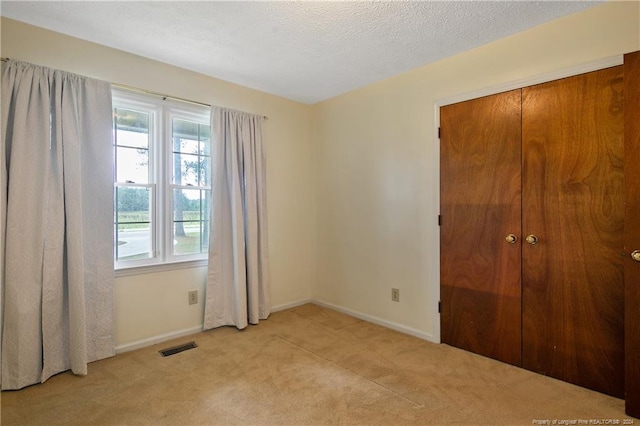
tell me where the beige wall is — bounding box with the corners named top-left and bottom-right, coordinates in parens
top-left (2, 0), bottom-right (639, 349)
top-left (0, 17), bottom-right (316, 348)
top-left (312, 1), bottom-right (640, 340)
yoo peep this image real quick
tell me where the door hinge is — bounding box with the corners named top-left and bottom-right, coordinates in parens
top-left (438, 215), bottom-right (441, 226)
top-left (438, 127), bottom-right (441, 139)
top-left (438, 301), bottom-right (441, 313)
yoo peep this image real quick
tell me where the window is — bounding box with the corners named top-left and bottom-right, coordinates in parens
top-left (113, 90), bottom-right (211, 270)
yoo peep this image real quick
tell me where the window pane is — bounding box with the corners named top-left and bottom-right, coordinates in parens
top-left (173, 226), bottom-right (209, 256)
top-left (199, 156), bottom-right (211, 187)
top-left (200, 126), bottom-right (211, 156)
top-left (115, 109), bottom-right (149, 149)
top-left (171, 153), bottom-right (210, 187)
top-left (173, 188), bottom-right (201, 222)
top-left (173, 119), bottom-right (199, 151)
top-left (116, 224), bottom-right (152, 261)
top-left (200, 189), bottom-right (211, 220)
top-left (173, 121), bottom-right (199, 155)
top-left (115, 186), bottom-right (153, 261)
top-left (173, 188), bottom-right (208, 255)
top-left (172, 152), bottom-right (200, 186)
top-left (200, 189), bottom-right (210, 252)
top-left (116, 186), bottom-right (151, 223)
top-left (199, 125), bottom-right (211, 186)
top-left (117, 146), bottom-right (149, 183)
top-left (172, 119), bottom-right (211, 187)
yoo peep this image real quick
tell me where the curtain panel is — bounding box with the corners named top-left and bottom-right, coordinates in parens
top-left (1, 60), bottom-right (115, 390)
top-left (204, 107), bottom-right (270, 330)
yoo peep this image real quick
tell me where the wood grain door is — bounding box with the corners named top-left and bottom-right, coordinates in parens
top-left (521, 66), bottom-right (625, 398)
top-left (624, 51), bottom-right (640, 417)
top-left (440, 89), bottom-right (522, 366)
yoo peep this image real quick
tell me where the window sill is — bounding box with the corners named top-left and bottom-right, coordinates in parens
top-left (115, 259), bottom-right (208, 278)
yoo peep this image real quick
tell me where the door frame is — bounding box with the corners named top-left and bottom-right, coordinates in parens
top-left (431, 54), bottom-right (623, 344)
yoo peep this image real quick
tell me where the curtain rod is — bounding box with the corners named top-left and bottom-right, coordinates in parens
top-left (0, 57), bottom-right (268, 120)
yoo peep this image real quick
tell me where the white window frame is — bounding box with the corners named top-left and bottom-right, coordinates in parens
top-left (113, 89), bottom-right (211, 274)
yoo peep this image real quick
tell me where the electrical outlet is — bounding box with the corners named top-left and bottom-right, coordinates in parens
top-left (188, 290), bottom-right (198, 305)
top-left (391, 288), bottom-right (400, 302)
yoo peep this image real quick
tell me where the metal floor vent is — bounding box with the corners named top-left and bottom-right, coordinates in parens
top-left (159, 341), bottom-right (197, 357)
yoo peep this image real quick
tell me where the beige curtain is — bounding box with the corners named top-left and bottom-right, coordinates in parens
top-left (1, 60), bottom-right (114, 390)
top-left (204, 107), bottom-right (270, 330)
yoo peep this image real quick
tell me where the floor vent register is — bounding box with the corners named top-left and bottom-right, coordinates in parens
top-left (159, 341), bottom-right (198, 357)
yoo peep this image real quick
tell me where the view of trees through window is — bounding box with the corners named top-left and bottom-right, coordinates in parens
top-left (171, 118), bottom-right (211, 256)
top-left (113, 97), bottom-right (211, 267)
top-left (114, 107), bottom-right (153, 262)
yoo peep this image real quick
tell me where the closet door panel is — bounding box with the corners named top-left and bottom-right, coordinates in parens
top-left (624, 51), bottom-right (640, 418)
top-left (440, 90), bottom-right (522, 366)
top-left (522, 66), bottom-right (624, 397)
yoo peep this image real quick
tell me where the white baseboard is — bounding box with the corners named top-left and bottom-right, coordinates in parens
top-left (115, 325), bottom-right (203, 354)
top-left (271, 298), bottom-right (313, 313)
top-left (114, 299), bottom-right (313, 354)
top-left (114, 298), bottom-right (434, 354)
top-left (311, 299), bottom-right (436, 343)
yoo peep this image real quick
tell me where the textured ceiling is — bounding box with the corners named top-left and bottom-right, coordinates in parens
top-left (1, 1), bottom-right (600, 104)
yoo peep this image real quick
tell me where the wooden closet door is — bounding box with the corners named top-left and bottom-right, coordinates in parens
top-left (624, 51), bottom-right (640, 418)
top-left (440, 90), bottom-right (522, 366)
top-left (521, 66), bottom-right (624, 398)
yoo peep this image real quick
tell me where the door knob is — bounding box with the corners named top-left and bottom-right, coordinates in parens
top-left (525, 235), bottom-right (539, 245)
top-left (632, 250), bottom-right (640, 262)
top-left (505, 234), bottom-right (518, 244)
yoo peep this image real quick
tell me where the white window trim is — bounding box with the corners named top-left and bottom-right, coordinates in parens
top-left (164, 107), bottom-right (212, 263)
top-left (113, 89), bottom-right (211, 273)
top-left (114, 258), bottom-right (208, 278)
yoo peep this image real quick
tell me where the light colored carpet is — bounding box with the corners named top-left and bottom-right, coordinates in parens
top-left (0, 303), bottom-right (628, 425)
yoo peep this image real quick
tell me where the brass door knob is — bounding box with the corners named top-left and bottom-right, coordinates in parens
top-left (505, 234), bottom-right (518, 244)
top-left (525, 235), bottom-right (539, 245)
top-left (632, 250), bottom-right (640, 262)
